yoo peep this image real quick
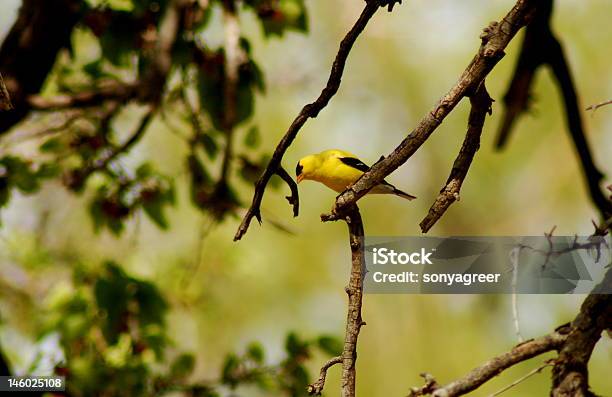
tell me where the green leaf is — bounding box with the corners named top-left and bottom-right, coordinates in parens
top-left (317, 335), bottom-right (343, 356)
top-left (244, 126), bottom-right (260, 148)
top-left (285, 332), bottom-right (308, 359)
top-left (221, 353), bottom-right (240, 388)
top-left (135, 163), bottom-right (153, 179)
top-left (40, 137), bottom-right (64, 153)
top-left (142, 196), bottom-right (169, 229)
top-left (99, 13), bottom-right (139, 66)
top-left (246, 342), bottom-right (265, 364)
top-left (170, 353), bottom-right (195, 379)
top-left (0, 178), bottom-right (9, 208)
top-left (257, 0), bottom-right (309, 37)
top-left (199, 133), bottom-right (218, 159)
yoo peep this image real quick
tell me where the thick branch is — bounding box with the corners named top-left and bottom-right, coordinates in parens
top-left (0, 0), bottom-right (82, 133)
top-left (326, 0), bottom-right (538, 221)
top-left (420, 82), bottom-right (492, 232)
top-left (551, 268), bottom-right (612, 397)
top-left (234, 0), bottom-right (384, 241)
top-left (495, 0), bottom-right (611, 220)
top-left (408, 264), bottom-right (612, 397)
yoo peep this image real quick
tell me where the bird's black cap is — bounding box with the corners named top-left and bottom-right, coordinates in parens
top-left (295, 162), bottom-right (303, 177)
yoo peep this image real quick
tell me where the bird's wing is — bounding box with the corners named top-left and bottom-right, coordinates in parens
top-left (338, 156), bottom-right (370, 173)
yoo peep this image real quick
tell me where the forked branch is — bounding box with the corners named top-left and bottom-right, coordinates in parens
top-left (234, 0), bottom-right (386, 241)
top-left (495, 0), bottom-right (611, 220)
top-left (325, 0), bottom-right (538, 221)
top-left (420, 82), bottom-right (493, 233)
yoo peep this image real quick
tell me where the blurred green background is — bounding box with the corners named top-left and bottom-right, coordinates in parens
top-left (0, 0), bottom-right (610, 396)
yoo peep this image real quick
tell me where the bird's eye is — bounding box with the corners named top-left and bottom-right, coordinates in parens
top-left (296, 162), bottom-right (303, 176)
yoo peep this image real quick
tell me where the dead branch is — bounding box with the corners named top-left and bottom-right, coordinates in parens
top-left (307, 356), bottom-right (342, 395)
top-left (495, 0), bottom-right (611, 220)
top-left (407, 331), bottom-right (567, 397)
top-left (586, 99), bottom-right (612, 112)
top-left (234, 0), bottom-right (386, 241)
top-left (316, 206), bottom-right (366, 397)
top-left (407, 265), bottom-right (612, 397)
top-left (420, 81), bottom-right (493, 233)
top-left (325, 0), bottom-right (538, 222)
top-left (551, 267), bottom-right (612, 397)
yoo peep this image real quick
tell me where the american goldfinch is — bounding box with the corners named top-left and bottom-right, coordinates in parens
top-left (296, 149), bottom-right (416, 200)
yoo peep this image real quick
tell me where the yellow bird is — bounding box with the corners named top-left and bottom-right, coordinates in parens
top-left (296, 149), bottom-right (416, 200)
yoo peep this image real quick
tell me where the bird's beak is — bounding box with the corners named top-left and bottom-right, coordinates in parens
top-left (296, 175), bottom-right (304, 184)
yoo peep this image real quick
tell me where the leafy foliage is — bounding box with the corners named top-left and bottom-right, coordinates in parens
top-left (36, 262), bottom-right (342, 396)
top-left (0, 155), bottom-right (59, 213)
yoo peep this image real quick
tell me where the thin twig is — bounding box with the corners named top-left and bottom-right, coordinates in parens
top-left (307, 356), bottom-right (342, 395)
top-left (234, 0), bottom-right (384, 241)
top-left (510, 247), bottom-right (524, 343)
top-left (585, 99), bottom-right (612, 112)
top-left (488, 361), bottom-right (553, 397)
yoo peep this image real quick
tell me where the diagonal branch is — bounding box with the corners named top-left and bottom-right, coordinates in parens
top-left (65, 107), bottom-right (156, 190)
top-left (586, 99), bottom-right (612, 112)
top-left (326, 0), bottom-right (538, 222)
top-left (407, 330), bottom-right (567, 397)
top-left (407, 264), bottom-right (612, 397)
top-left (234, 0), bottom-right (386, 241)
top-left (420, 81), bottom-right (493, 233)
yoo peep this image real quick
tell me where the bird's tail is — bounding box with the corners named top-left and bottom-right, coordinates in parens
top-left (392, 187), bottom-right (416, 200)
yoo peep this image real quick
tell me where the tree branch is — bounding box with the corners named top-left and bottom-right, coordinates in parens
top-left (495, 0), bottom-right (611, 220)
top-left (318, 206), bottom-right (366, 397)
top-left (276, 166), bottom-right (299, 217)
top-left (586, 99), bottom-right (612, 112)
top-left (234, 0), bottom-right (385, 241)
top-left (551, 268), bottom-right (612, 397)
top-left (419, 81), bottom-right (493, 233)
top-left (407, 264), bottom-right (612, 397)
top-left (0, 0), bottom-right (82, 133)
top-left (307, 356), bottom-right (342, 395)
top-left (407, 331), bottom-right (567, 397)
top-left (325, 0), bottom-right (538, 222)
top-left (26, 82), bottom-right (137, 110)
top-left (64, 107), bottom-right (156, 190)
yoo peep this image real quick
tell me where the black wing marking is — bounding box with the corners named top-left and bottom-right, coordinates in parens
top-left (339, 157), bottom-right (370, 173)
